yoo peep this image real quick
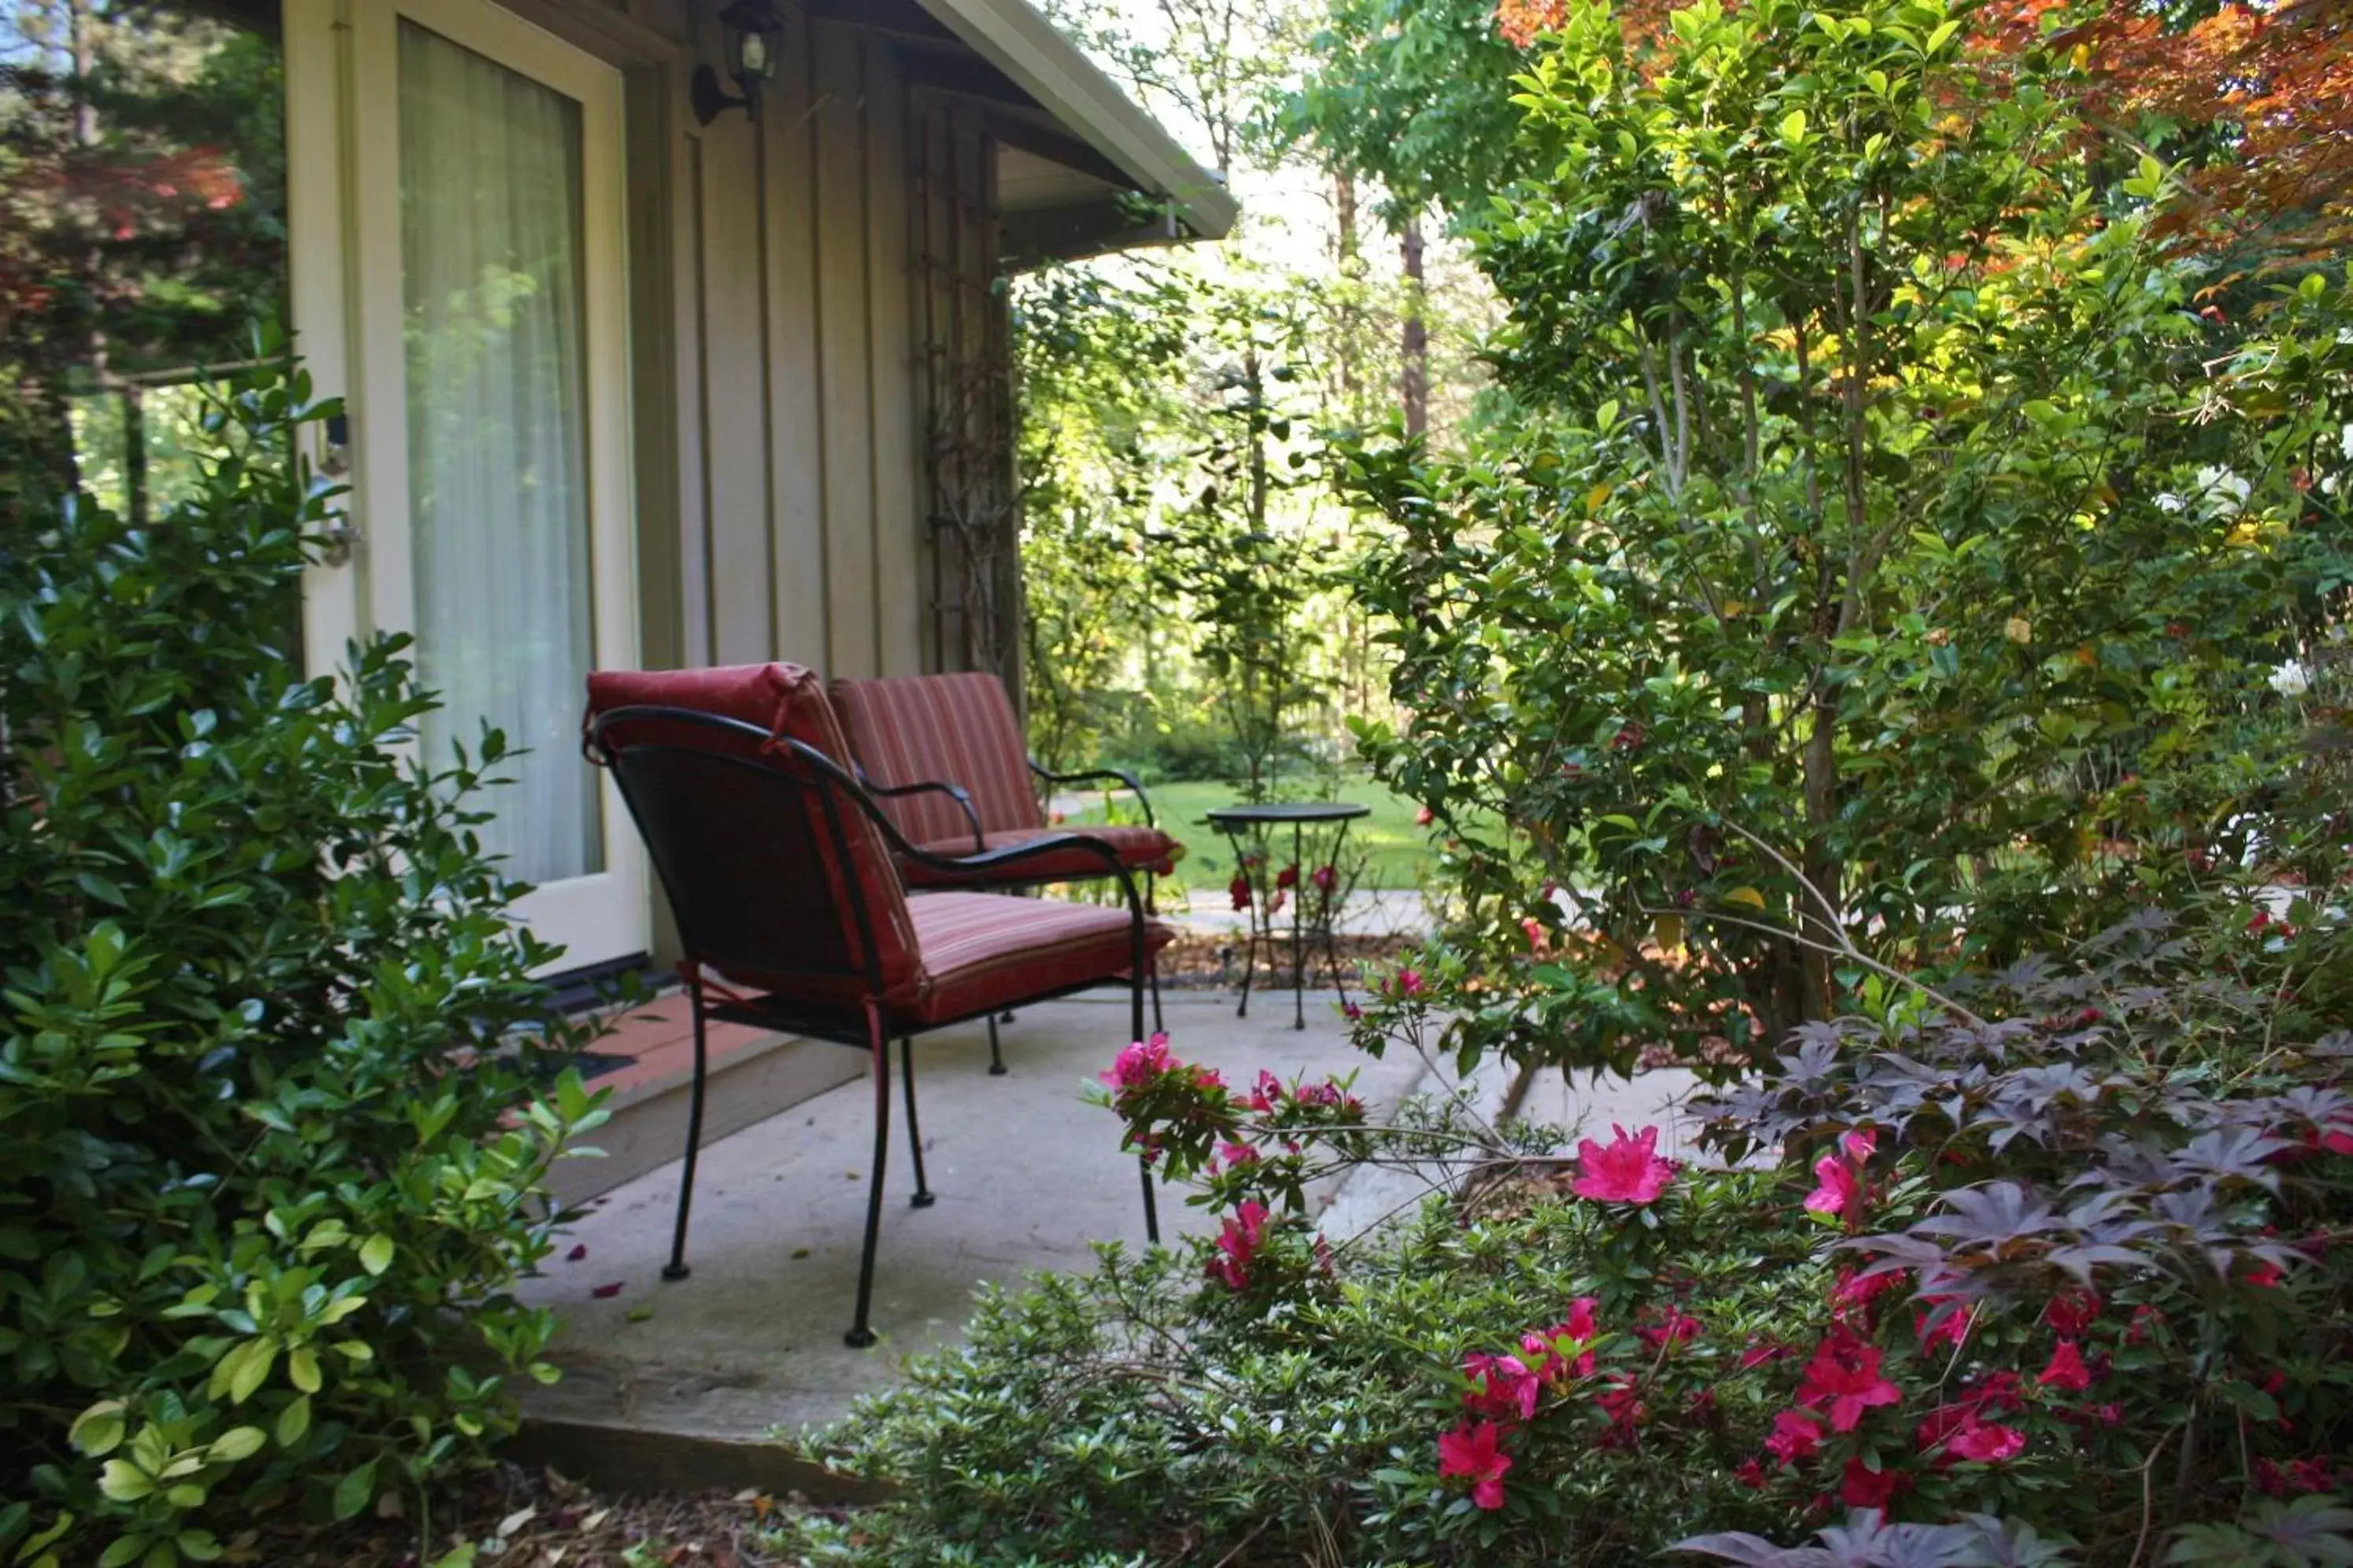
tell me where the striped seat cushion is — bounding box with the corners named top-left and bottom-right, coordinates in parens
top-left (829, 673), bottom-right (1044, 844)
top-left (901, 825), bottom-right (1180, 887)
top-left (905, 892), bottom-right (1173, 1025)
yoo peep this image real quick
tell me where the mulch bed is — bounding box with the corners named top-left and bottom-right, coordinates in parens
top-left (1154, 929), bottom-right (1420, 991)
top-left (232, 1465), bottom-right (822, 1567)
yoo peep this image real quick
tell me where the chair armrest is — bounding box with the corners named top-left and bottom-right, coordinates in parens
top-left (855, 769), bottom-right (985, 854)
top-left (1029, 761), bottom-right (1157, 830)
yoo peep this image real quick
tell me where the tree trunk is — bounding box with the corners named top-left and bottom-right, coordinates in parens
top-left (1400, 216), bottom-right (1428, 438)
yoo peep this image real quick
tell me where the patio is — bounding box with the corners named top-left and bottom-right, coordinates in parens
top-left (513, 985), bottom-right (1701, 1493)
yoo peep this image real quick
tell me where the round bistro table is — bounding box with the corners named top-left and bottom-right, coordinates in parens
top-left (1205, 800), bottom-right (1371, 1031)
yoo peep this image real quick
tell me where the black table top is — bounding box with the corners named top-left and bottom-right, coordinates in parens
top-left (1205, 801), bottom-right (1372, 825)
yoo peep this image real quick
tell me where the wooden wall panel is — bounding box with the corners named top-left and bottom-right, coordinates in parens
top-left (866, 37), bottom-right (922, 677)
top-left (764, 8), bottom-right (829, 667)
top-left (695, 103), bottom-right (775, 666)
top-left (812, 21), bottom-right (877, 678)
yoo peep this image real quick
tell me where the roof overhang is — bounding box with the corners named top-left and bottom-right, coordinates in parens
top-left (909, 0), bottom-right (1238, 264)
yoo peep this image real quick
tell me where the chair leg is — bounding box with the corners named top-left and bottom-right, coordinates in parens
top-left (1129, 954), bottom-right (1159, 1245)
top-left (986, 1016), bottom-right (1007, 1075)
top-left (661, 982), bottom-right (711, 1282)
top-left (899, 1036), bottom-right (935, 1208)
top-left (846, 1003), bottom-right (892, 1348)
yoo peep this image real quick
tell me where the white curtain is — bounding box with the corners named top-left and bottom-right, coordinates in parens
top-left (398, 20), bottom-right (600, 887)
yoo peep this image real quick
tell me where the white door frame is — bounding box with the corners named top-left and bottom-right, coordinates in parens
top-left (286, 0), bottom-right (647, 974)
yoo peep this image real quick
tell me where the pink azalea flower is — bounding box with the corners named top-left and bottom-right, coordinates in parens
top-left (1764, 1408), bottom-right (1822, 1465)
top-left (1738, 1337), bottom-right (1790, 1371)
top-left (1831, 1266), bottom-right (1904, 1315)
top-left (1311, 863), bottom-right (1337, 892)
top-left (1522, 1297), bottom-right (1601, 1383)
top-left (1394, 968), bottom-right (1425, 996)
top-left (1521, 917), bottom-right (1550, 953)
top-left (1915, 1301), bottom-right (1971, 1354)
top-left (1734, 1457), bottom-right (1768, 1489)
top-left (1797, 1327), bottom-right (1902, 1432)
top-left (2243, 1258), bottom-right (2287, 1289)
top-left (1804, 1127), bottom-right (1878, 1223)
top-left (1243, 1070), bottom-right (1284, 1112)
top-left (1594, 1378), bottom-right (1646, 1445)
top-left (1635, 1305), bottom-right (1703, 1349)
top-left (2043, 1287), bottom-right (2101, 1334)
top-left (1415, 805), bottom-right (1435, 827)
top-left (1206, 1201), bottom-right (1270, 1292)
top-left (1840, 1456), bottom-right (1908, 1509)
top-left (1919, 1402), bottom-right (2026, 1465)
top-left (1571, 1123), bottom-right (1677, 1205)
top-left (1216, 1140), bottom-right (1258, 1167)
top-left (1228, 875), bottom-right (1251, 911)
top-left (1463, 1352), bottom-right (1542, 1421)
top-left (2037, 1339), bottom-right (2093, 1393)
top-left (1436, 1420), bottom-right (1512, 1511)
top-left (1099, 1033), bottom-right (1174, 1090)
top-left (1276, 864), bottom-right (1299, 890)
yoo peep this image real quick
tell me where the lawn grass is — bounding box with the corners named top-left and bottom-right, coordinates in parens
top-left (1058, 776), bottom-right (1450, 891)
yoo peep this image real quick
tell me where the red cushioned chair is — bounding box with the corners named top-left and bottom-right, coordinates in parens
top-left (829, 671), bottom-right (1179, 1063)
top-left (582, 662), bottom-right (1171, 1348)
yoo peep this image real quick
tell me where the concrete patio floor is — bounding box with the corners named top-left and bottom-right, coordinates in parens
top-left (515, 991), bottom-right (1426, 1471)
top-left (513, 987), bottom-right (1705, 1493)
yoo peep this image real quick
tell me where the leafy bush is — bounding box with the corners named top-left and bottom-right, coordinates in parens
top-left (0, 361), bottom-right (610, 1566)
top-left (781, 897), bottom-right (2350, 1566)
top-left (1340, 0), bottom-right (2353, 1069)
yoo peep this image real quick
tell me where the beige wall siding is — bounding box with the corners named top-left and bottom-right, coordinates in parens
top-left (589, 0), bottom-right (996, 683)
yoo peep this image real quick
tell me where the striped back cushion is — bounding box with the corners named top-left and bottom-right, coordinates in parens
top-left (584, 662), bottom-right (922, 1002)
top-left (829, 672), bottom-right (1044, 843)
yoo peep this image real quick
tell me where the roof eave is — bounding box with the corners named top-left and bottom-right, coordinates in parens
top-left (910, 0), bottom-right (1239, 245)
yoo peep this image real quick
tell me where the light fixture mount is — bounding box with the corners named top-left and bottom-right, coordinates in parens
top-left (693, 0), bottom-right (785, 125)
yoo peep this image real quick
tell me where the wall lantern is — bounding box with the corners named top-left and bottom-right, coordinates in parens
top-left (692, 0), bottom-right (785, 125)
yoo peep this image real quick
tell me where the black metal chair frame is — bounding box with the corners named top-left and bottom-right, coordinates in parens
top-left (585, 705), bottom-right (1162, 1348)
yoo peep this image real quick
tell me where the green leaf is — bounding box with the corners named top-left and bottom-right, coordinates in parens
top-left (98, 1537), bottom-right (146, 1568)
top-left (288, 1346), bottom-right (321, 1394)
top-left (227, 1341), bottom-right (275, 1405)
top-left (275, 1396), bottom-right (312, 1448)
top-left (207, 1427), bottom-right (265, 1464)
top-left (358, 1235), bottom-right (395, 1277)
top-left (69, 1401), bottom-right (127, 1458)
top-left (98, 1461), bottom-right (153, 1503)
top-left (1778, 109), bottom-right (1807, 145)
top-left (331, 1463), bottom-right (376, 1522)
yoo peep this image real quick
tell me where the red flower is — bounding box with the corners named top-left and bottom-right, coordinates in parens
top-left (1228, 875), bottom-right (1252, 911)
top-left (1611, 722), bottom-right (1646, 751)
top-left (2243, 1257), bottom-right (2286, 1289)
top-left (1764, 1408), bottom-right (1823, 1466)
top-left (589, 1281), bottom-right (623, 1299)
top-left (1635, 1305), bottom-right (1703, 1349)
top-left (1734, 1457), bottom-right (1769, 1489)
top-left (1832, 1266), bottom-right (1904, 1315)
top-left (1804, 1128), bottom-right (1877, 1223)
top-left (1594, 1378), bottom-right (1646, 1444)
top-left (1570, 1123), bottom-right (1677, 1205)
top-left (1206, 1201), bottom-right (1270, 1292)
top-left (1099, 1033), bottom-right (1175, 1090)
top-left (1522, 1298), bottom-right (1601, 1383)
top-left (1436, 1420), bottom-right (1512, 1511)
top-left (1216, 1139), bottom-right (1258, 1168)
top-left (1414, 805), bottom-right (1435, 827)
top-left (2037, 1339), bottom-right (2093, 1393)
top-left (1840, 1456), bottom-right (1910, 1509)
top-left (1463, 1352), bottom-right (1542, 1421)
top-left (1797, 1327), bottom-right (1902, 1432)
top-left (1394, 968), bottom-right (1425, 997)
top-left (2043, 1286), bottom-right (2101, 1334)
top-left (1915, 1299), bottom-right (1971, 1354)
top-left (1276, 863), bottom-right (1299, 890)
top-left (1311, 863), bottom-right (1337, 892)
top-left (566, 1244), bottom-right (588, 1262)
top-left (1920, 1404), bottom-right (2026, 1465)
top-left (2126, 1304), bottom-right (2165, 1345)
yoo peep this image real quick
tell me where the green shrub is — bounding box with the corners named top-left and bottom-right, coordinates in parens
top-left (1340, 0), bottom-right (2353, 1071)
top-left (781, 899), bottom-right (2351, 1566)
top-left (0, 360), bottom-right (611, 1566)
